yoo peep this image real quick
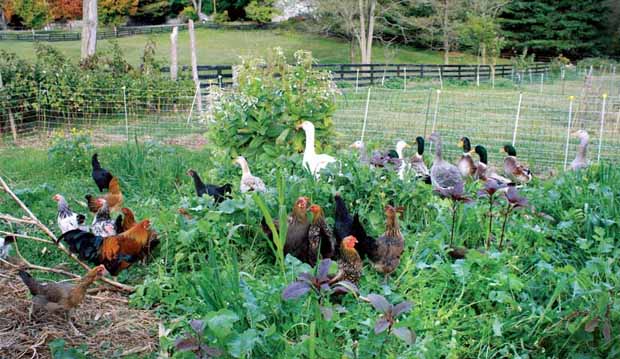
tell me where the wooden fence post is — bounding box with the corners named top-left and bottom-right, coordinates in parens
top-left (170, 26), bottom-right (178, 81)
top-left (188, 20), bottom-right (203, 115)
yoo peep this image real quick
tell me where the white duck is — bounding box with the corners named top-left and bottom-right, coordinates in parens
top-left (296, 121), bottom-right (337, 178)
top-left (234, 156), bottom-right (267, 193)
top-left (570, 130), bottom-right (589, 171)
top-left (53, 194), bottom-right (87, 234)
top-left (395, 140), bottom-right (410, 180)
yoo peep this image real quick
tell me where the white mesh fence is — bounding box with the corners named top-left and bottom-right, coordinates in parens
top-left (1, 71), bottom-right (619, 173)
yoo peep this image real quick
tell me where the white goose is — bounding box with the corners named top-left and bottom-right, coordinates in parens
top-left (234, 156), bottom-right (267, 193)
top-left (395, 140), bottom-right (410, 180)
top-left (297, 121), bottom-right (336, 178)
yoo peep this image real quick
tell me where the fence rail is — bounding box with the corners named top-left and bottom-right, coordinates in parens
top-left (161, 63), bottom-right (549, 88)
top-left (0, 22), bottom-right (277, 42)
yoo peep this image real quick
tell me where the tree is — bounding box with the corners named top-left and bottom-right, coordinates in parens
top-left (10, 0), bottom-right (50, 28)
top-left (459, 15), bottom-right (498, 64)
top-left (81, 0), bottom-right (97, 59)
top-left (99, 0), bottom-right (138, 27)
top-left (49, 0), bottom-right (82, 21)
top-left (131, 0), bottom-right (169, 24)
top-left (244, 0), bottom-right (279, 24)
top-left (500, 0), bottom-right (609, 58)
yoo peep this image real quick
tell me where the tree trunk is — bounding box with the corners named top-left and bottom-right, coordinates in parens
top-left (0, 10), bottom-right (7, 30)
top-left (213, 0), bottom-right (217, 14)
top-left (358, 0), bottom-right (367, 63)
top-left (80, 0), bottom-right (97, 60)
top-left (481, 42), bottom-right (487, 65)
top-left (365, 0), bottom-right (376, 64)
top-left (170, 27), bottom-right (179, 81)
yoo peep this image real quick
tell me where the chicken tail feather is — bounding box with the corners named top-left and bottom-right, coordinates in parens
top-left (18, 270), bottom-right (40, 296)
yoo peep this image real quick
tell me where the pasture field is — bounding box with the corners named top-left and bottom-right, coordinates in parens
top-left (0, 27), bottom-right (486, 66)
top-left (0, 136), bottom-right (619, 357)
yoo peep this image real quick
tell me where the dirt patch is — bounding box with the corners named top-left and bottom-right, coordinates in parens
top-left (0, 265), bottom-right (159, 359)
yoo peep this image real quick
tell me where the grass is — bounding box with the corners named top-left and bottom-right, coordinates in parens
top-left (0, 27), bottom-right (488, 66)
top-left (0, 137), bottom-right (619, 358)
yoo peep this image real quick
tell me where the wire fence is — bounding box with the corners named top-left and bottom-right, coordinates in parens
top-left (1, 70), bottom-right (619, 174)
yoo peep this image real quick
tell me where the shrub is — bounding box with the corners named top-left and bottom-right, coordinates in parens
top-left (47, 128), bottom-right (94, 172)
top-left (179, 6), bottom-right (198, 22)
top-left (213, 10), bottom-right (230, 23)
top-left (244, 0), bottom-right (280, 24)
top-left (208, 49), bottom-right (338, 162)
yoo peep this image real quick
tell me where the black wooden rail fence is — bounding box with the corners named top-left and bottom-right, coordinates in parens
top-left (0, 22), bottom-right (275, 42)
top-left (161, 63), bottom-right (549, 88)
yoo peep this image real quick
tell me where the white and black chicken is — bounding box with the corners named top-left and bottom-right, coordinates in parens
top-left (0, 235), bottom-right (15, 259)
top-left (53, 194), bottom-right (87, 234)
top-left (91, 200), bottom-right (117, 237)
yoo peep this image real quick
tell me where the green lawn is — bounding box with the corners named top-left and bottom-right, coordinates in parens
top-left (0, 27), bottom-right (486, 66)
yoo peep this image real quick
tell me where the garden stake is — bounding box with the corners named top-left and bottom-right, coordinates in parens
top-left (512, 92), bottom-right (523, 146)
top-left (563, 96), bottom-right (575, 171)
top-left (361, 87), bottom-right (371, 142)
top-left (597, 94), bottom-right (607, 163)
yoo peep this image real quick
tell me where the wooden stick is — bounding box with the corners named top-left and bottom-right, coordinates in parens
top-left (0, 175), bottom-right (134, 293)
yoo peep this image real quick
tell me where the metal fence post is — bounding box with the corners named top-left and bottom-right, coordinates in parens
top-left (539, 73), bottom-right (544, 94)
top-left (512, 92), bottom-right (523, 146)
top-left (563, 96), bottom-right (575, 170)
top-left (438, 66), bottom-right (444, 89)
top-left (597, 94), bottom-right (607, 163)
top-left (403, 67), bottom-right (407, 92)
top-left (361, 87), bottom-right (372, 142)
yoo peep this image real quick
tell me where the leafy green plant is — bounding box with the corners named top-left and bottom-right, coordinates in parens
top-left (47, 128), bottom-right (95, 172)
top-left (49, 339), bottom-right (89, 359)
top-left (244, 0), bottom-right (280, 24)
top-left (180, 6), bottom-right (199, 22)
top-left (208, 49), bottom-right (338, 162)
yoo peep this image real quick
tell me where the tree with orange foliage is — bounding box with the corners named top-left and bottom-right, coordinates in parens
top-left (49, 0), bottom-right (82, 21)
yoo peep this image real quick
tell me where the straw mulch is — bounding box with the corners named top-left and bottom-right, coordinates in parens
top-left (0, 265), bottom-right (159, 359)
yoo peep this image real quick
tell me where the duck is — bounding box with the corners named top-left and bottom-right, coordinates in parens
top-left (296, 121), bottom-right (337, 178)
top-left (456, 137), bottom-right (476, 177)
top-left (570, 130), bottom-right (589, 171)
top-left (501, 144), bottom-right (532, 184)
top-left (409, 136), bottom-right (431, 183)
top-left (349, 140), bottom-right (369, 165)
top-left (429, 132), bottom-right (463, 191)
top-left (395, 140), bottom-right (410, 180)
top-left (234, 156), bottom-right (267, 193)
top-left (473, 145), bottom-right (512, 184)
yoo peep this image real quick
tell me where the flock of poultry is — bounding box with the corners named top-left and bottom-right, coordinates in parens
top-left (1, 120), bottom-right (591, 329)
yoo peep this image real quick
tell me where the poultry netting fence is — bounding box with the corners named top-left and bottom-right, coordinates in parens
top-left (1, 72), bottom-right (620, 174)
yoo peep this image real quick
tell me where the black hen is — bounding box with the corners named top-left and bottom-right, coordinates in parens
top-left (333, 193), bottom-right (377, 259)
top-left (187, 169), bottom-right (233, 204)
top-left (92, 154), bottom-right (113, 192)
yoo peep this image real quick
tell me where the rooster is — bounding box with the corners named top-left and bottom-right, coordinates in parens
top-left (114, 208), bottom-right (159, 261)
top-left (19, 265), bottom-right (107, 334)
top-left (369, 205), bottom-right (405, 282)
top-left (86, 177), bottom-right (123, 213)
top-left (53, 194), bottom-right (87, 234)
top-left (91, 201), bottom-right (117, 237)
top-left (91, 153), bottom-right (113, 192)
top-left (330, 235), bottom-right (363, 286)
top-left (59, 220), bottom-right (151, 276)
top-left (307, 204), bottom-right (336, 266)
top-left (187, 169), bottom-right (232, 204)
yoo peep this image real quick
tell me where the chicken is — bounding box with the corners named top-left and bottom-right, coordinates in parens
top-left (115, 207), bottom-right (159, 261)
top-left (19, 265), bottom-right (106, 313)
top-left (234, 156), bottom-right (267, 193)
top-left (0, 235), bottom-right (15, 259)
top-left (91, 153), bottom-right (113, 192)
top-left (369, 205), bottom-right (405, 282)
top-left (59, 220), bottom-right (151, 276)
top-left (330, 235), bottom-right (363, 286)
top-left (53, 194), bottom-right (87, 234)
top-left (19, 265), bottom-right (107, 335)
top-left (86, 177), bottom-right (123, 213)
top-left (187, 169), bottom-right (232, 203)
top-left (307, 204), bottom-right (336, 266)
top-left (91, 201), bottom-right (117, 237)
top-left (333, 193), bottom-right (376, 259)
top-left (283, 197), bottom-right (311, 263)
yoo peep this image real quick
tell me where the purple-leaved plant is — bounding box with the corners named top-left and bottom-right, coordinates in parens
top-left (499, 186), bottom-right (529, 249)
top-left (365, 294), bottom-right (415, 345)
top-left (435, 182), bottom-right (474, 247)
top-left (477, 179), bottom-right (507, 250)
